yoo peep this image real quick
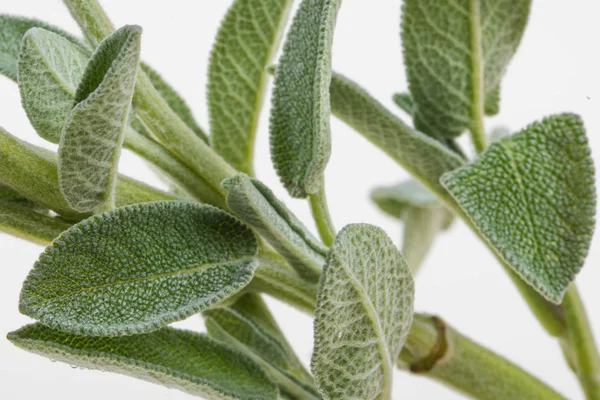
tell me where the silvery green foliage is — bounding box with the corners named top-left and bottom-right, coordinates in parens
top-left (371, 180), bottom-right (454, 272)
top-left (0, 14), bottom-right (88, 81)
top-left (270, 0), bottom-right (341, 198)
top-left (8, 324), bottom-right (279, 400)
top-left (224, 173), bottom-right (327, 282)
top-left (312, 224), bottom-right (414, 399)
top-left (58, 25), bottom-right (141, 213)
top-left (19, 202), bottom-right (259, 336)
top-left (442, 114), bottom-right (596, 302)
top-left (18, 28), bottom-right (90, 143)
top-left (205, 293), bottom-right (320, 399)
top-left (401, 0), bottom-right (531, 140)
top-left (392, 92), bottom-right (415, 117)
top-left (209, 0), bottom-right (293, 174)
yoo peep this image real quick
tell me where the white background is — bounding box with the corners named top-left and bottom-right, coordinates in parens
top-left (1, 1), bottom-right (599, 399)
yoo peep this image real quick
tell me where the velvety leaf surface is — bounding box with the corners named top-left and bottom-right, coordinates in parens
top-left (18, 28), bottom-right (89, 143)
top-left (401, 0), bottom-right (531, 139)
top-left (209, 0), bottom-right (293, 174)
top-left (442, 114), bottom-right (596, 302)
top-left (59, 25), bottom-right (141, 213)
top-left (8, 324), bottom-right (278, 400)
top-left (312, 224), bottom-right (414, 399)
top-left (141, 62), bottom-right (207, 142)
top-left (270, 0), bottom-right (341, 198)
top-left (205, 294), bottom-right (319, 399)
top-left (19, 201), bottom-right (259, 336)
top-left (223, 173), bottom-right (327, 282)
top-left (0, 14), bottom-right (86, 81)
top-left (330, 73), bottom-right (464, 194)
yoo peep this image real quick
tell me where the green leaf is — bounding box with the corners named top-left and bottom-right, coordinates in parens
top-left (209, 0), bottom-right (293, 175)
top-left (19, 201), bottom-right (259, 336)
top-left (371, 180), bottom-right (441, 220)
top-left (18, 28), bottom-right (90, 143)
top-left (8, 323), bottom-right (279, 400)
top-left (392, 92), bottom-right (415, 117)
top-left (312, 224), bottom-right (414, 399)
top-left (401, 0), bottom-right (531, 139)
top-left (485, 85), bottom-right (501, 116)
top-left (441, 114), bottom-right (596, 302)
top-left (205, 294), bottom-right (319, 399)
top-left (223, 173), bottom-right (327, 282)
top-left (270, 0), bottom-right (341, 198)
top-left (0, 14), bottom-right (87, 81)
top-left (58, 25), bottom-right (141, 213)
top-left (141, 62), bottom-right (207, 142)
top-left (330, 73), bottom-right (465, 195)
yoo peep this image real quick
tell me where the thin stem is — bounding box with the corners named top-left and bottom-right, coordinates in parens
top-left (561, 285), bottom-right (600, 400)
top-left (308, 178), bottom-right (336, 246)
top-left (468, 0), bottom-right (488, 153)
top-left (400, 314), bottom-right (566, 400)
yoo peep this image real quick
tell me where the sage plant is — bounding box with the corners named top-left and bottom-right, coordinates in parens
top-left (0, 0), bottom-right (598, 399)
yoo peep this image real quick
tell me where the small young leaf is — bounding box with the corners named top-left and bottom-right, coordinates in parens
top-left (270, 0), bottom-right (341, 198)
top-left (0, 14), bottom-right (87, 81)
top-left (330, 73), bottom-right (465, 194)
top-left (223, 173), bottom-right (327, 282)
top-left (58, 25), bottom-right (141, 213)
top-left (209, 0), bottom-right (293, 174)
top-left (312, 224), bottom-right (414, 399)
top-left (441, 114), bottom-right (596, 302)
top-left (141, 62), bottom-right (207, 142)
top-left (401, 0), bottom-right (531, 139)
top-left (8, 324), bottom-right (279, 400)
top-left (18, 28), bottom-right (90, 143)
top-left (205, 294), bottom-right (319, 399)
top-left (392, 92), bottom-right (415, 117)
top-left (19, 201), bottom-right (259, 336)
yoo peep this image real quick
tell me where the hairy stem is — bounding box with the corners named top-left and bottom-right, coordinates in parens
top-left (308, 178), bottom-right (336, 246)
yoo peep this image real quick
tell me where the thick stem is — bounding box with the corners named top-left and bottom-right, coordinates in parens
top-left (561, 285), bottom-right (600, 400)
top-left (308, 178), bottom-right (336, 246)
top-left (400, 314), bottom-right (566, 400)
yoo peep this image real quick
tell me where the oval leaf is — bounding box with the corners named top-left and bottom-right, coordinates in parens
top-left (19, 28), bottom-right (90, 143)
top-left (441, 114), bottom-right (596, 302)
top-left (8, 324), bottom-right (278, 400)
top-left (0, 14), bottom-right (87, 81)
top-left (312, 224), bottom-right (415, 399)
top-left (270, 0), bottom-right (341, 198)
top-left (19, 201), bottom-right (259, 336)
top-left (223, 173), bottom-right (327, 282)
top-left (401, 0), bottom-right (531, 139)
top-left (59, 25), bottom-right (142, 213)
top-left (209, 0), bottom-right (293, 174)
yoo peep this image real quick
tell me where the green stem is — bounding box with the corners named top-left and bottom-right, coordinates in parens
top-left (308, 178), bottom-right (336, 246)
top-left (561, 285), bottom-right (600, 400)
top-left (62, 0), bottom-right (114, 47)
top-left (0, 201), bottom-right (72, 245)
top-left (468, 0), bottom-right (488, 154)
top-left (400, 314), bottom-right (566, 400)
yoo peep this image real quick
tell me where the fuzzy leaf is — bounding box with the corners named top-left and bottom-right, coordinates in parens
top-left (441, 114), bottom-right (596, 302)
top-left (223, 173), bottom-right (327, 282)
top-left (485, 85), bottom-right (501, 116)
top-left (330, 73), bottom-right (464, 194)
top-left (141, 62), bottom-right (207, 142)
top-left (19, 201), bottom-right (259, 336)
top-left (209, 0), bottom-right (293, 174)
top-left (401, 0), bottom-right (531, 139)
top-left (312, 224), bottom-right (414, 399)
top-left (58, 25), bottom-right (141, 213)
top-left (270, 0), bottom-right (341, 198)
top-left (0, 14), bottom-right (87, 81)
top-left (18, 28), bottom-right (90, 143)
top-left (392, 93), bottom-right (415, 117)
top-left (371, 180), bottom-right (441, 219)
top-left (8, 324), bottom-right (278, 400)
top-left (205, 294), bottom-right (319, 399)
top-left (0, 199), bottom-right (71, 245)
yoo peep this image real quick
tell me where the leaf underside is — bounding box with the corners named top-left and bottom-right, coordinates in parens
top-left (270, 0), bottom-right (341, 198)
top-left (209, 0), bottom-right (293, 174)
top-left (401, 0), bottom-right (531, 139)
top-left (442, 113), bottom-right (596, 302)
top-left (8, 323), bottom-right (278, 400)
top-left (312, 224), bottom-right (414, 399)
top-left (19, 201), bottom-right (259, 336)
